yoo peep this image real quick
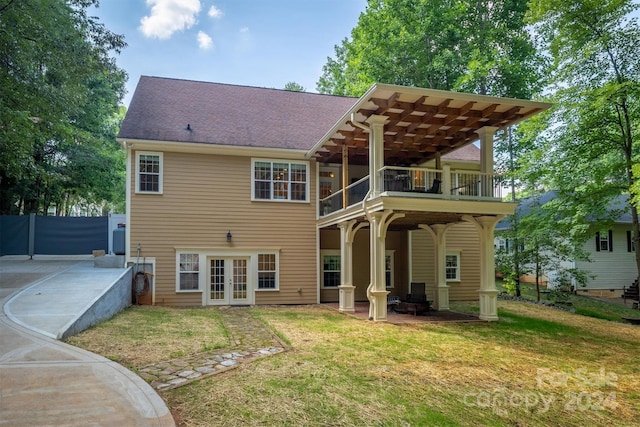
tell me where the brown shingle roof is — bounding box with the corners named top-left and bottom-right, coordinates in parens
top-left (118, 76), bottom-right (358, 150)
top-left (442, 143), bottom-right (480, 161)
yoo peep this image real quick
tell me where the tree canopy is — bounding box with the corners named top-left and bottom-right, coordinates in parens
top-left (524, 0), bottom-right (640, 280)
top-left (317, 0), bottom-right (543, 98)
top-left (0, 0), bottom-right (127, 215)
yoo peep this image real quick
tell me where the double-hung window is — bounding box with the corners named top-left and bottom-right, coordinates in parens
top-left (136, 152), bottom-right (163, 194)
top-left (257, 253), bottom-right (278, 290)
top-left (178, 253), bottom-right (199, 291)
top-left (321, 251), bottom-right (341, 288)
top-left (385, 252), bottom-right (394, 288)
top-left (252, 159), bottom-right (308, 202)
top-left (445, 253), bottom-right (460, 282)
top-left (596, 230), bottom-right (613, 252)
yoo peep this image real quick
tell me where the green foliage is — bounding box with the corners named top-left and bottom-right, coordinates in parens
top-left (0, 0), bottom-right (127, 215)
top-left (525, 0), bottom-right (640, 279)
top-left (283, 81), bottom-right (305, 92)
top-left (317, 0), bottom-right (543, 98)
top-left (501, 272), bottom-right (518, 295)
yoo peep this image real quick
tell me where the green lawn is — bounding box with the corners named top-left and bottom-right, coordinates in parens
top-left (69, 299), bottom-right (640, 426)
top-left (173, 302), bottom-right (639, 426)
top-left (495, 280), bottom-right (640, 323)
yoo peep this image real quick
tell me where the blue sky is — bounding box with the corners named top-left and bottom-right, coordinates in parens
top-left (91, 0), bottom-right (367, 106)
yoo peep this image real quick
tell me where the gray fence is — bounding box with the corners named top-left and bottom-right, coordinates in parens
top-left (0, 214), bottom-right (123, 256)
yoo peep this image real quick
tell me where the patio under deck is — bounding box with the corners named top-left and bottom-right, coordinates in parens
top-left (324, 302), bottom-right (482, 324)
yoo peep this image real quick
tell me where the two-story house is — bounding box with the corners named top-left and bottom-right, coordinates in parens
top-left (117, 76), bottom-right (550, 321)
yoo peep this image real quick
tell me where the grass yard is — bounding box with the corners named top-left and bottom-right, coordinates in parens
top-left (69, 301), bottom-right (640, 426)
top-left (496, 280), bottom-right (640, 322)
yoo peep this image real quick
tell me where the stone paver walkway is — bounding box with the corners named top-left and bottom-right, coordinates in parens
top-left (138, 307), bottom-right (287, 391)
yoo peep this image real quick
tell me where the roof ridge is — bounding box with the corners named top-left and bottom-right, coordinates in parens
top-left (138, 75), bottom-right (358, 100)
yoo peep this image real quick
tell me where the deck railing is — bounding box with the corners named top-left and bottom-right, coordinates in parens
top-left (319, 166), bottom-right (504, 216)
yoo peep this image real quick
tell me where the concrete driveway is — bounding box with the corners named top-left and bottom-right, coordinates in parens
top-left (0, 256), bottom-right (175, 426)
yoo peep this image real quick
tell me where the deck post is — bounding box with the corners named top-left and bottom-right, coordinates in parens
top-left (366, 115), bottom-right (387, 197)
top-left (367, 210), bottom-right (404, 321)
top-left (338, 220), bottom-right (366, 313)
top-left (419, 224), bottom-right (450, 310)
top-left (475, 126), bottom-right (499, 198)
top-left (463, 215), bottom-right (504, 321)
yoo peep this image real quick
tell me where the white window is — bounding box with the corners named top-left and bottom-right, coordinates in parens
top-left (257, 253), bottom-right (278, 290)
top-left (252, 159), bottom-right (308, 202)
top-left (597, 230), bottom-right (612, 252)
top-left (445, 253), bottom-right (460, 282)
top-left (385, 251), bottom-right (394, 288)
top-left (178, 253), bottom-right (199, 291)
top-left (321, 251), bottom-right (341, 288)
top-left (136, 152), bottom-right (163, 194)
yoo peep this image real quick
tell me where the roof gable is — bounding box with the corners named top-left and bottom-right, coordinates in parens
top-left (118, 76), bottom-right (358, 151)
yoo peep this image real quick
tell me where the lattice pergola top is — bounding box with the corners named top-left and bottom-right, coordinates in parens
top-left (306, 83), bottom-right (552, 165)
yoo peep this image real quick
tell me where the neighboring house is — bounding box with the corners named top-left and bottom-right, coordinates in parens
top-left (117, 76), bottom-right (550, 321)
top-left (495, 192), bottom-right (637, 296)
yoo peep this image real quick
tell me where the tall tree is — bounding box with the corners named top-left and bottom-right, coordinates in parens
top-left (527, 0), bottom-right (640, 282)
top-left (317, 0), bottom-right (543, 98)
top-left (0, 0), bottom-right (126, 214)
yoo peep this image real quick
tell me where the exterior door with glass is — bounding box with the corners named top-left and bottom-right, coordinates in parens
top-left (208, 257), bottom-right (251, 305)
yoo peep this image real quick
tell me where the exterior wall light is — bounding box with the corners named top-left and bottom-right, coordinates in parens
top-left (226, 231), bottom-right (232, 242)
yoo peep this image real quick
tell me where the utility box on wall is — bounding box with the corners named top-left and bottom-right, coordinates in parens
top-left (113, 226), bottom-right (125, 255)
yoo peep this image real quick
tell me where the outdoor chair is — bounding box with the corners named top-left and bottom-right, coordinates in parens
top-left (426, 178), bottom-right (441, 194)
top-left (407, 282), bottom-right (427, 303)
top-left (395, 283), bottom-right (432, 316)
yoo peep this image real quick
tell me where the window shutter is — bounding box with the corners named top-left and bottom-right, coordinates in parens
top-left (608, 230), bottom-right (613, 252)
top-left (595, 232), bottom-right (601, 252)
top-left (628, 231), bottom-right (633, 252)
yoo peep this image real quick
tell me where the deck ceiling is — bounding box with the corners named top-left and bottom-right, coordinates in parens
top-left (308, 84), bottom-right (551, 166)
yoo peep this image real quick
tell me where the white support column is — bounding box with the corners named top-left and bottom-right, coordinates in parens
top-left (367, 210), bottom-right (405, 321)
top-left (475, 126), bottom-right (499, 174)
top-left (442, 165), bottom-right (451, 199)
top-left (338, 220), bottom-right (367, 313)
top-left (367, 115), bottom-right (387, 197)
top-left (463, 215), bottom-right (504, 321)
top-left (476, 126), bottom-right (499, 199)
top-left (419, 224), bottom-right (450, 311)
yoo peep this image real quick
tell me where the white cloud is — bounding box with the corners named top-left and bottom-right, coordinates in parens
top-left (197, 31), bottom-right (214, 50)
top-left (208, 5), bottom-right (223, 19)
top-left (139, 0), bottom-right (202, 40)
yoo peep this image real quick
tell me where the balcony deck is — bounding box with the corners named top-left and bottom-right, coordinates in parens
top-left (318, 166), bottom-right (514, 228)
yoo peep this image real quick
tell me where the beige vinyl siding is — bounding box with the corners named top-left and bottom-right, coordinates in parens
top-left (129, 150), bottom-right (317, 306)
top-left (319, 229), bottom-right (409, 302)
top-left (575, 225), bottom-right (637, 291)
top-left (410, 222), bottom-right (481, 301)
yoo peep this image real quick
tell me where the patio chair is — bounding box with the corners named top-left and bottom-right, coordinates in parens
top-left (426, 179), bottom-right (441, 194)
top-left (396, 283), bottom-right (432, 315)
top-left (407, 282), bottom-right (427, 303)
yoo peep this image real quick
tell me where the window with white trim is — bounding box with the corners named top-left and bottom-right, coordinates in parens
top-left (596, 230), bottom-right (612, 252)
top-left (178, 253), bottom-right (199, 290)
top-left (445, 253), bottom-right (460, 282)
top-left (321, 251), bottom-right (341, 288)
top-left (385, 251), bottom-right (394, 288)
top-left (257, 253), bottom-right (278, 289)
top-left (252, 159), bottom-right (308, 202)
top-left (136, 152), bottom-right (163, 194)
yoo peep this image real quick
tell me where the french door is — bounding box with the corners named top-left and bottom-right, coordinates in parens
top-left (207, 257), bottom-right (251, 305)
